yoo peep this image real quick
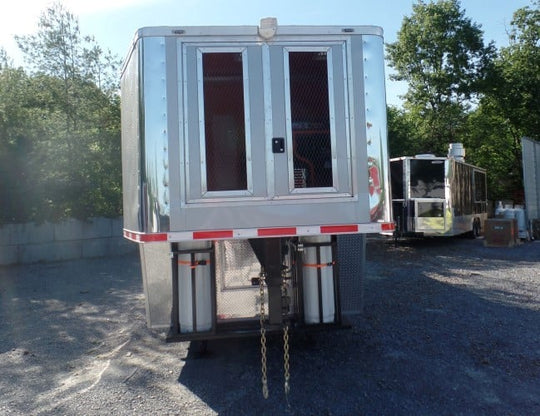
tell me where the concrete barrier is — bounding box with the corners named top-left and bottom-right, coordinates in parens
top-left (0, 217), bottom-right (136, 266)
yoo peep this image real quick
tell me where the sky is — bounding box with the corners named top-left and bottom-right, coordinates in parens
top-left (0, 0), bottom-right (533, 106)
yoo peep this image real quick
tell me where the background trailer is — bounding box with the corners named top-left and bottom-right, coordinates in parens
top-left (390, 144), bottom-right (488, 238)
top-left (522, 137), bottom-right (540, 239)
top-left (120, 19), bottom-right (393, 344)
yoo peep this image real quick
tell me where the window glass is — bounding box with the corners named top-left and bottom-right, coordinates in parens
top-left (474, 171), bottom-right (487, 202)
top-left (289, 52), bottom-right (332, 188)
top-left (203, 52), bottom-right (247, 191)
top-left (390, 160), bottom-right (404, 199)
top-left (417, 201), bottom-right (444, 217)
top-left (410, 159), bottom-right (445, 198)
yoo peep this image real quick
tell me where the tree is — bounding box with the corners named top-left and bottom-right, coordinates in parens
top-left (488, 1), bottom-right (539, 141)
top-left (386, 0), bottom-right (496, 155)
top-left (15, 3), bottom-right (119, 90)
top-left (7, 1), bottom-right (123, 222)
top-left (0, 3), bottom-right (122, 223)
top-left (463, 102), bottom-right (523, 202)
top-left (463, 1), bottom-right (540, 202)
top-left (0, 47), bottom-right (10, 69)
top-left (387, 106), bottom-right (420, 157)
top-left (0, 66), bottom-right (37, 222)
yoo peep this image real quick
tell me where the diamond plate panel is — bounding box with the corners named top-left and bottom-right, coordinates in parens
top-left (337, 234), bottom-right (366, 315)
top-left (214, 240), bottom-right (262, 320)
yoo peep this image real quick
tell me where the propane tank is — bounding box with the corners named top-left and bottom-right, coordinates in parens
top-left (178, 241), bottom-right (212, 332)
top-left (301, 235), bottom-right (335, 324)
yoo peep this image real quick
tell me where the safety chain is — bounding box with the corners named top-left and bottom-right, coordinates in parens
top-left (283, 323), bottom-right (290, 397)
top-left (258, 265), bottom-right (292, 401)
top-left (259, 270), bottom-right (268, 399)
top-left (281, 270), bottom-right (291, 401)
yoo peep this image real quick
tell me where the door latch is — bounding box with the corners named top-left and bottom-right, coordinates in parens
top-left (272, 137), bottom-right (285, 153)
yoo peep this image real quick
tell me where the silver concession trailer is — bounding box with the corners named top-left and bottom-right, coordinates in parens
top-left (120, 19), bottom-right (393, 344)
top-left (522, 137), bottom-right (540, 239)
top-left (390, 144), bottom-right (488, 238)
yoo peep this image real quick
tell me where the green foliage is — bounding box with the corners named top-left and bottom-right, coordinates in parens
top-left (487, 1), bottom-right (540, 142)
top-left (462, 102), bottom-right (524, 202)
top-left (386, 0), bottom-right (536, 202)
top-left (0, 2), bottom-right (121, 224)
top-left (387, 106), bottom-right (419, 157)
top-left (0, 67), bottom-right (44, 222)
top-left (0, 47), bottom-right (10, 69)
top-left (463, 1), bottom-right (539, 203)
top-left (386, 0), bottom-right (496, 154)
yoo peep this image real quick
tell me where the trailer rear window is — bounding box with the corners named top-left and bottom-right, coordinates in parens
top-left (417, 201), bottom-right (444, 217)
top-left (474, 170), bottom-right (487, 202)
top-left (202, 52), bottom-right (247, 192)
top-left (410, 159), bottom-right (445, 198)
top-left (452, 161), bottom-right (473, 216)
top-left (289, 51), bottom-right (332, 188)
top-left (390, 160), bottom-right (404, 199)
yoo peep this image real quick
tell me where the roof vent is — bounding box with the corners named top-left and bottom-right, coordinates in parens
top-left (448, 143), bottom-right (465, 161)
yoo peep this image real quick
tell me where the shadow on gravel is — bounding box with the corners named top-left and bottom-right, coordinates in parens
top-left (1, 239), bottom-right (538, 415)
top-left (0, 253), bottom-right (142, 351)
top-left (178, 238), bottom-right (540, 416)
top-left (0, 253), bottom-right (144, 409)
top-left (378, 235), bottom-right (540, 265)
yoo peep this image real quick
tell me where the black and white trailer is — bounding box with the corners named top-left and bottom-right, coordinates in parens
top-left (390, 144), bottom-right (488, 238)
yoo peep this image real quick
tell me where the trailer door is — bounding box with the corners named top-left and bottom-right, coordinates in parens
top-left (181, 41), bottom-right (351, 203)
top-left (181, 45), bottom-right (265, 202)
top-left (267, 43), bottom-right (351, 198)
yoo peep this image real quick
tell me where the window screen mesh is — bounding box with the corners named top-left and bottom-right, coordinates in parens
top-left (289, 52), bottom-right (332, 188)
top-left (203, 52), bottom-right (247, 191)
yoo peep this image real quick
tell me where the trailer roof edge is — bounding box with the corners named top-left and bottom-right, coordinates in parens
top-left (132, 24), bottom-right (383, 39)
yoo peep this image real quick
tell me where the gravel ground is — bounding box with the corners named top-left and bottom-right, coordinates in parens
top-left (0, 236), bottom-right (539, 415)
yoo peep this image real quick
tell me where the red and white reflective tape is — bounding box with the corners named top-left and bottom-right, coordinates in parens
top-left (123, 230), bottom-right (168, 243)
top-left (124, 222), bottom-right (394, 243)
